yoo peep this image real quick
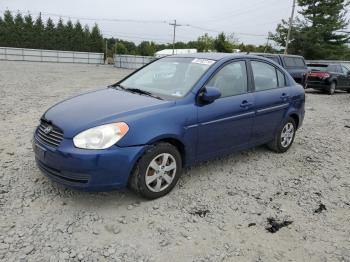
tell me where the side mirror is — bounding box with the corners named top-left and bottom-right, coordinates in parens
top-left (199, 86), bottom-right (221, 104)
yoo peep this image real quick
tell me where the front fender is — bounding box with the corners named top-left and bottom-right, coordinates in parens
top-left (117, 102), bottom-right (198, 165)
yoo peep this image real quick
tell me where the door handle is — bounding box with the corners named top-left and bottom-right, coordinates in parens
top-left (280, 93), bottom-right (290, 100)
top-left (240, 100), bottom-right (253, 108)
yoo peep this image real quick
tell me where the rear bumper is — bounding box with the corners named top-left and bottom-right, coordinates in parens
top-left (33, 135), bottom-right (146, 191)
top-left (306, 80), bottom-right (330, 89)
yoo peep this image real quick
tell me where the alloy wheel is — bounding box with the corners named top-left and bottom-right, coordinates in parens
top-left (145, 153), bottom-right (177, 193)
top-left (281, 122), bottom-right (294, 148)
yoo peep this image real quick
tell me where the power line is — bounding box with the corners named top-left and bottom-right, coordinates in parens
top-left (187, 24), bottom-right (267, 37)
top-left (0, 9), bottom-right (169, 24)
top-left (206, 0), bottom-right (283, 24)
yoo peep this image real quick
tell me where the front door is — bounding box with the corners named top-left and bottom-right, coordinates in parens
top-left (196, 60), bottom-right (255, 161)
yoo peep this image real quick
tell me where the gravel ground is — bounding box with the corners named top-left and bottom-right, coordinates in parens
top-left (0, 61), bottom-right (350, 262)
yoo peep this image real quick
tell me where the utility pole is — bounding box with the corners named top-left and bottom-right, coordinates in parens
top-left (285, 0), bottom-right (297, 55)
top-left (264, 34), bottom-right (271, 53)
top-left (169, 20), bottom-right (189, 55)
top-left (105, 39), bottom-right (108, 64)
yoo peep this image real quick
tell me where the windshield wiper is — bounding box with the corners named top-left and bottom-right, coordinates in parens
top-left (125, 88), bottom-right (164, 100)
top-left (112, 84), bottom-right (127, 90)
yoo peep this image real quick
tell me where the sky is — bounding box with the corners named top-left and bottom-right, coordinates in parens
top-left (0, 0), bottom-right (349, 47)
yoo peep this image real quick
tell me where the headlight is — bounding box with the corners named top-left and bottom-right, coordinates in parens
top-left (73, 122), bottom-right (129, 149)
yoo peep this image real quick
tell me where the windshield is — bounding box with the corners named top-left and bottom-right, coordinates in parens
top-left (119, 57), bottom-right (215, 99)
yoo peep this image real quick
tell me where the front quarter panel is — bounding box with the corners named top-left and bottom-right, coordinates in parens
top-left (117, 100), bottom-right (197, 164)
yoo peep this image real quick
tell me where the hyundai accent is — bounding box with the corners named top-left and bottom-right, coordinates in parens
top-left (33, 53), bottom-right (305, 199)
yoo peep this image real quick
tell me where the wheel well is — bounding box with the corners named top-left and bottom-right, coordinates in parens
top-left (156, 138), bottom-right (186, 167)
top-left (289, 114), bottom-right (300, 129)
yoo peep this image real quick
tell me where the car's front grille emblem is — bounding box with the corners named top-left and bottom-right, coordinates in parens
top-left (43, 126), bottom-right (53, 134)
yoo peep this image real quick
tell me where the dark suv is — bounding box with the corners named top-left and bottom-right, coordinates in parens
top-left (253, 53), bottom-right (308, 87)
top-left (306, 63), bottom-right (350, 95)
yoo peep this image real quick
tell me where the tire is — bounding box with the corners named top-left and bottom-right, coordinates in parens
top-left (128, 142), bottom-right (182, 199)
top-left (347, 89), bottom-right (350, 93)
top-left (267, 117), bottom-right (296, 153)
top-left (328, 82), bottom-right (336, 95)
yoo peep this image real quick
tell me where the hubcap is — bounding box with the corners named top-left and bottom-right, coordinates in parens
top-left (145, 153), bottom-right (177, 193)
top-left (281, 122), bottom-right (294, 148)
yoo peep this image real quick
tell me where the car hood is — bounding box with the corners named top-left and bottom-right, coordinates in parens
top-left (43, 88), bottom-right (171, 138)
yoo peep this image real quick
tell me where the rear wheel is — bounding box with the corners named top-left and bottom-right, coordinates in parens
top-left (129, 143), bottom-right (182, 199)
top-left (328, 82), bottom-right (336, 95)
top-left (267, 117), bottom-right (296, 153)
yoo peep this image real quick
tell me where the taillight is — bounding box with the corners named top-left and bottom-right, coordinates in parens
top-left (307, 72), bottom-right (330, 79)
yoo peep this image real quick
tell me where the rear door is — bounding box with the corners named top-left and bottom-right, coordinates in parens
top-left (249, 59), bottom-right (290, 144)
top-left (282, 56), bottom-right (307, 86)
top-left (341, 65), bottom-right (350, 87)
top-left (328, 64), bottom-right (343, 87)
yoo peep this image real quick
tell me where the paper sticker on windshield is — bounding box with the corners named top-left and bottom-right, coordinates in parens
top-left (172, 91), bottom-right (183, 97)
top-left (191, 59), bottom-right (215, 66)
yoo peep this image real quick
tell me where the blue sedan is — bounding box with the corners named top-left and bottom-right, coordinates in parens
top-left (33, 53), bottom-right (305, 199)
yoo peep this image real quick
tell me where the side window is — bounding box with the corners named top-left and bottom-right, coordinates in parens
top-left (277, 70), bottom-right (286, 87)
top-left (251, 61), bottom-right (278, 91)
top-left (207, 61), bottom-right (248, 98)
top-left (283, 57), bottom-right (295, 67)
top-left (265, 56), bottom-right (280, 65)
top-left (294, 58), bottom-right (306, 67)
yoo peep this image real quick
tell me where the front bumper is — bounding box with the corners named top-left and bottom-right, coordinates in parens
top-left (33, 135), bottom-right (146, 191)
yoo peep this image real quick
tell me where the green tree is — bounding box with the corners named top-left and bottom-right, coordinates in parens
top-left (22, 14), bottom-right (34, 48)
top-left (0, 16), bottom-right (3, 46)
top-left (64, 20), bottom-right (74, 50)
top-left (271, 0), bottom-right (350, 59)
top-left (2, 10), bottom-right (15, 46)
top-left (13, 13), bottom-right (25, 47)
top-left (90, 24), bottom-right (103, 52)
top-left (44, 18), bottom-right (56, 50)
top-left (214, 32), bottom-right (233, 53)
top-left (73, 21), bottom-right (85, 51)
top-left (138, 41), bottom-right (157, 56)
top-left (55, 18), bottom-right (65, 50)
top-left (115, 42), bottom-right (128, 54)
top-left (196, 33), bottom-right (214, 52)
top-left (33, 14), bottom-right (45, 49)
top-left (82, 25), bottom-right (91, 51)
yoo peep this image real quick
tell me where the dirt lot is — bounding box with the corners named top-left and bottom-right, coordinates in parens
top-left (0, 61), bottom-right (350, 262)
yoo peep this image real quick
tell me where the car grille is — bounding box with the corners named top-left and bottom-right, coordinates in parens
top-left (35, 120), bottom-right (64, 148)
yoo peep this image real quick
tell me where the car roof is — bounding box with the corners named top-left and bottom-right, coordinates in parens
top-left (251, 52), bottom-right (305, 59)
top-left (167, 52), bottom-right (275, 62)
top-left (307, 63), bottom-right (338, 67)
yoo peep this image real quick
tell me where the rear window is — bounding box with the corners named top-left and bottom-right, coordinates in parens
top-left (284, 57), bottom-right (306, 68)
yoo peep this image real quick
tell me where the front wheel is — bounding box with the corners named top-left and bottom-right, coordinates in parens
top-left (328, 82), bottom-right (336, 95)
top-left (267, 118), bottom-right (296, 153)
top-left (129, 143), bottom-right (182, 199)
